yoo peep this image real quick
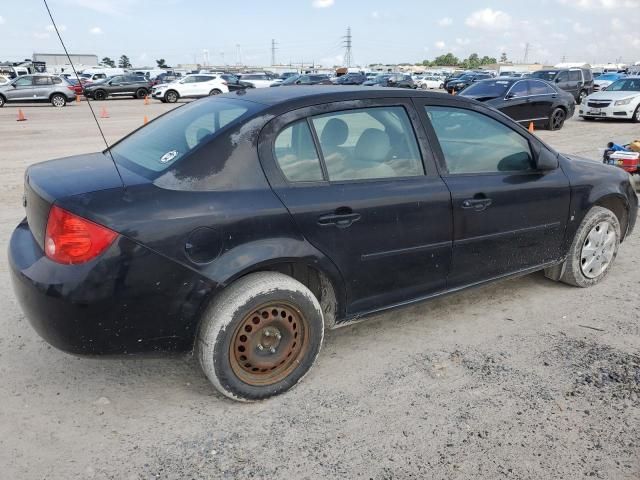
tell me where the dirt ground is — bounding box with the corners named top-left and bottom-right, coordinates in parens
top-left (0, 96), bottom-right (638, 480)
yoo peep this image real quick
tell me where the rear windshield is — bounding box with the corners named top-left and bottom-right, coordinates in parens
top-left (110, 98), bottom-right (252, 176)
top-left (462, 79), bottom-right (511, 96)
top-left (530, 71), bottom-right (557, 82)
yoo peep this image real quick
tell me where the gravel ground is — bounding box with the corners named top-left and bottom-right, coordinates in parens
top-left (0, 97), bottom-right (638, 480)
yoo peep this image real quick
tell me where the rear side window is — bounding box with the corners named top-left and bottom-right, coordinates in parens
top-left (569, 70), bottom-right (581, 81)
top-left (508, 81), bottom-right (528, 97)
top-left (111, 98), bottom-right (250, 175)
top-left (426, 106), bottom-right (533, 174)
top-left (52, 77), bottom-right (63, 84)
top-left (274, 121), bottom-right (324, 182)
top-left (528, 80), bottom-right (555, 95)
top-left (557, 71), bottom-right (569, 82)
top-left (34, 76), bottom-right (52, 85)
top-left (311, 106), bottom-right (423, 181)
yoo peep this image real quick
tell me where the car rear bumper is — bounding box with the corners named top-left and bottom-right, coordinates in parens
top-left (9, 219), bottom-right (215, 355)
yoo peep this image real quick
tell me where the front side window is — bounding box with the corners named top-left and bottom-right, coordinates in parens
top-left (111, 98), bottom-right (250, 175)
top-left (426, 106), bottom-right (534, 174)
top-left (110, 76), bottom-right (123, 83)
top-left (569, 70), bottom-right (581, 81)
top-left (274, 120), bottom-right (324, 182)
top-left (14, 77), bottom-right (32, 87)
top-left (312, 106), bottom-right (423, 181)
top-left (556, 71), bottom-right (569, 82)
top-left (182, 76), bottom-right (197, 84)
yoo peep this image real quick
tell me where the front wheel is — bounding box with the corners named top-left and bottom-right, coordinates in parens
top-left (135, 88), bottom-right (147, 99)
top-left (197, 272), bottom-right (324, 402)
top-left (0, 95), bottom-right (5, 107)
top-left (548, 107), bottom-right (566, 131)
top-left (164, 90), bottom-right (179, 103)
top-left (632, 104), bottom-right (640, 123)
top-left (93, 90), bottom-right (107, 101)
top-left (51, 93), bottom-right (66, 107)
top-left (555, 206), bottom-right (621, 287)
top-left (209, 89), bottom-right (222, 96)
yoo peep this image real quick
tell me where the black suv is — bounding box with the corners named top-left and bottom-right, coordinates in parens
top-left (446, 73), bottom-right (492, 93)
top-left (529, 68), bottom-right (594, 104)
top-left (83, 74), bottom-right (152, 100)
top-left (363, 73), bottom-right (416, 88)
top-left (334, 73), bottom-right (367, 85)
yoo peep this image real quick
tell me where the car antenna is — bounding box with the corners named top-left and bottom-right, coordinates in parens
top-left (43, 0), bottom-right (126, 189)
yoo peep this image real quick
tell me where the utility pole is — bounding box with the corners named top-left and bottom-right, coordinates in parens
top-left (342, 26), bottom-right (353, 67)
top-left (523, 42), bottom-right (530, 64)
top-left (236, 44), bottom-right (242, 66)
top-left (271, 39), bottom-right (278, 67)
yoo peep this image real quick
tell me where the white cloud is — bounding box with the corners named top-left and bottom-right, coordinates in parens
top-left (33, 32), bottom-right (50, 39)
top-left (89, 26), bottom-right (103, 34)
top-left (371, 11), bottom-right (380, 18)
top-left (312, 0), bottom-right (334, 7)
top-left (573, 21), bottom-right (592, 33)
top-left (45, 24), bottom-right (66, 32)
top-left (0, 16), bottom-right (5, 25)
top-left (465, 8), bottom-right (512, 30)
top-left (435, 40), bottom-right (446, 49)
top-left (456, 37), bottom-right (470, 45)
top-left (438, 17), bottom-right (453, 27)
top-left (551, 32), bottom-right (569, 41)
top-left (611, 17), bottom-right (623, 30)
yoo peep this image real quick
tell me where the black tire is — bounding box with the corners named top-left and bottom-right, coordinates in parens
top-left (164, 90), bottom-right (179, 103)
top-left (197, 272), bottom-right (324, 402)
top-left (93, 90), bottom-right (107, 101)
top-left (209, 89), bottom-right (222, 96)
top-left (578, 90), bottom-right (588, 105)
top-left (632, 104), bottom-right (640, 123)
top-left (50, 93), bottom-right (66, 107)
top-left (547, 107), bottom-right (566, 131)
top-left (556, 206), bottom-right (621, 287)
top-left (0, 95), bottom-right (5, 107)
top-left (135, 88), bottom-right (147, 99)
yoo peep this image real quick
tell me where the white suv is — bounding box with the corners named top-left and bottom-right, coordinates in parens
top-left (151, 74), bottom-right (229, 103)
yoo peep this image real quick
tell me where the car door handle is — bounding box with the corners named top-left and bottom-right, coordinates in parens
top-left (318, 211), bottom-right (361, 228)
top-left (461, 198), bottom-right (492, 211)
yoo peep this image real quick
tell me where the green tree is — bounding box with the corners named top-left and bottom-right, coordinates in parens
top-left (500, 52), bottom-right (508, 63)
top-left (101, 57), bottom-right (115, 68)
top-left (118, 55), bottom-right (132, 68)
top-left (433, 53), bottom-right (459, 66)
top-left (156, 58), bottom-right (169, 68)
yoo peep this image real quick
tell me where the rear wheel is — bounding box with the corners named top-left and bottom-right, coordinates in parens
top-left (135, 88), bottom-right (147, 99)
top-left (632, 104), bottom-right (640, 123)
top-left (164, 90), bottom-right (179, 103)
top-left (50, 93), bottom-right (66, 107)
top-left (209, 89), bottom-right (222, 96)
top-left (197, 272), bottom-right (324, 402)
top-left (556, 206), bottom-right (620, 287)
top-left (0, 95), bottom-right (5, 107)
top-left (94, 90), bottom-right (107, 101)
top-left (548, 107), bottom-right (566, 130)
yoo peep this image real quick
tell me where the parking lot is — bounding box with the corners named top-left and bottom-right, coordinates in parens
top-left (1, 98), bottom-right (639, 479)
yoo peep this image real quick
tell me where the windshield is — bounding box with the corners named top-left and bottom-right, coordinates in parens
top-left (462, 79), bottom-right (511, 97)
top-left (456, 75), bottom-right (474, 81)
top-left (598, 74), bottom-right (621, 81)
top-left (605, 78), bottom-right (640, 92)
top-left (110, 98), bottom-right (252, 176)
top-left (282, 75), bottom-right (300, 85)
top-left (530, 71), bottom-right (557, 82)
top-left (373, 75), bottom-right (391, 83)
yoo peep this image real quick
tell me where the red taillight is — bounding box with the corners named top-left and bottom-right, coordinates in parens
top-left (67, 85), bottom-right (76, 91)
top-left (44, 205), bottom-right (118, 264)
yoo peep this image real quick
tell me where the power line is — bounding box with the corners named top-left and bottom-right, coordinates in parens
top-left (342, 26), bottom-right (352, 67)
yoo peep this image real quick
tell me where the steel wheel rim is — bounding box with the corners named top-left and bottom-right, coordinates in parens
top-left (552, 109), bottom-right (565, 129)
top-left (229, 302), bottom-right (309, 386)
top-left (580, 221), bottom-right (616, 278)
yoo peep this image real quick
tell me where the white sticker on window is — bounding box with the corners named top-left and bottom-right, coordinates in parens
top-left (160, 150), bottom-right (179, 164)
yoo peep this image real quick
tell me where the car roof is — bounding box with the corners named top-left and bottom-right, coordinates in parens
top-left (221, 85), bottom-right (452, 107)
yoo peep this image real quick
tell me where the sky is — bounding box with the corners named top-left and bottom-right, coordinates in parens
top-left (1, 0), bottom-right (639, 68)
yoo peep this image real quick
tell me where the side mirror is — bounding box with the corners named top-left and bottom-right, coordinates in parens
top-left (505, 93), bottom-right (515, 99)
top-left (555, 78), bottom-right (561, 83)
top-left (535, 147), bottom-right (558, 171)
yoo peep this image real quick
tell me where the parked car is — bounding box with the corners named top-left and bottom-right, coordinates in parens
top-left (83, 74), bottom-right (152, 100)
top-left (443, 71), bottom-right (467, 90)
top-left (446, 73), bottom-right (492, 93)
top-left (270, 74), bottom-right (332, 87)
top-left (579, 76), bottom-right (640, 122)
top-left (10, 86), bottom-right (637, 401)
top-left (237, 73), bottom-right (275, 88)
top-left (363, 73), bottom-right (415, 88)
top-left (415, 75), bottom-right (444, 90)
top-left (271, 72), bottom-right (298, 85)
top-left (79, 72), bottom-right (108, 83)
top-left (151, 74), bottom-right (229, 103)
top-left (593, 73), bottom-right (626, 92)
top-left (0, 74), bottom-right (76, 107)
top-left (334, 73), bottom-right (367, 85)
top-left (460, 77), bottom-right (575, 130)
top-left (529, 68), bottom-right (594, 104)
top-left (219, 74), bottom-right (254, 92)
top-left (150, 72), bottom-right (182, 87)
top-left (64, 77), bottom-right (84, 96)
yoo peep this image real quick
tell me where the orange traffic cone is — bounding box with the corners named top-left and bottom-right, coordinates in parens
top-left (100, 106), bottom-right (109, 119)
top-left (76, 94), bottom-right (81, 103)
top-left (143, 115), bottom-right (149, 125)
top-left (16, 109), bottom-right (26, 122)
top-left (528, 121), bottom-right (535, 133)
top-left (144, 95), bottom-right (150, 105)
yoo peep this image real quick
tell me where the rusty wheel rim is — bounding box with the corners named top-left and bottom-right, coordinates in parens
top-left (230, 302), bottom-right (309, 386)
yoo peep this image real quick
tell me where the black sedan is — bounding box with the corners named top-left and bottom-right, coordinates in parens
top-left (446, 73), bottom-right (492, 93)
top-left (10, 87), bottom-right (637, 402)
top-left (363, 73), bottom-right (415, 88)
top-left (460, 77), bottom-right (576, 130)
